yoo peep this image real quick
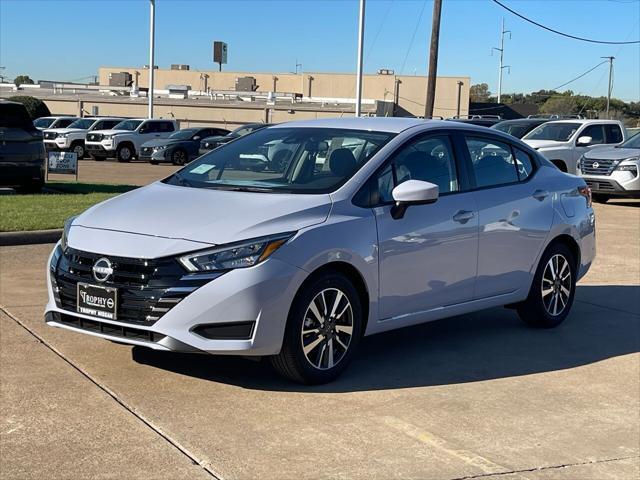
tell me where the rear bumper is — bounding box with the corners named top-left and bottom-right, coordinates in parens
top-left (0, 161), bottom-right (44, 186)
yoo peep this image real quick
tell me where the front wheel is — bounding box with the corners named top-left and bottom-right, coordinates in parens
top-left (517, 243), bottom-right (576, 328)
top-left (171, 149), bottom-right (188, 166)
top-left (270, 272), bottom-right (362, 384)
top-left (116, 144), bottom-right (133, 162)
top-left (70, 141), bottom-right (85, 159)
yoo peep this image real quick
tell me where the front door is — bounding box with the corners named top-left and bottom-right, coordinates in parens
top-left (373, 134), bottom-right (479, 321)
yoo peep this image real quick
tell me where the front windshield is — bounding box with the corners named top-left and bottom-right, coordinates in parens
top-left (525, 122), bottom-right (580, 141)
top-left (34, 118), bottom-right (54, 128)
top-left (231, 124), bottom-right (262, 137)
top-left (619, 132), bottom-right (640, 149)
top-left (164, 127), bottom-right (395, 194)
top-left (494, 123), bottom-right (534, 138)
top-left (169, 129), bottom-right (198, 140)
top-left (67, 118), bottom-right (95, 130)
top-left (113, 120), bottom-right (142, 131)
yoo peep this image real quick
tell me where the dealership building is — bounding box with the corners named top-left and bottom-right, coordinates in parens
top-left (1, 65), bottom-right (470, 128)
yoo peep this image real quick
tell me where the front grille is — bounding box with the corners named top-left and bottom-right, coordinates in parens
top-left (585, 179), bottom-right (618, 192)
top-left (51, 246), bottom-right (217, 325)
top-left (44, 131), bottom-right (57, 140)
top-left (87, 133), bottom-right (103, 142)
top-left (48, 311), bottom-right (167, 343)
top-left (581, 158), bottom-right (617, 176)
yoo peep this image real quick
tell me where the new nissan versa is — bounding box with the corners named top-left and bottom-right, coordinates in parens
top-left (46, 118), bottom-right (596, 384)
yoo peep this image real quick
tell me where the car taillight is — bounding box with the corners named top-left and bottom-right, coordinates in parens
top-left (578, 185), bottom-right (592, 207)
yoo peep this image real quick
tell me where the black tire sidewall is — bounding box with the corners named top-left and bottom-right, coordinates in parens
top-left (117, 145), bottom-right (133, 162)
top-left (521, 243), bottom-right (577, 328)
top-left (279, 272), bottom-right (363, 384)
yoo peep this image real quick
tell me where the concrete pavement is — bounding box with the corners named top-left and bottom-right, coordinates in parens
top-left (1, 201), bottom-right (638, 479)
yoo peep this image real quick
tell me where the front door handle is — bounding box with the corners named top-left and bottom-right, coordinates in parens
top-left (532, 189), bottom-right (550, 201)
top-left (453, 210), bottom-right (475, 224)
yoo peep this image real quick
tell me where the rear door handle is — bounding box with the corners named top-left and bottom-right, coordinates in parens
top-left (453, 210), bottom-right (475, 224)
top-left (532, 189), bottom-right (550, 201)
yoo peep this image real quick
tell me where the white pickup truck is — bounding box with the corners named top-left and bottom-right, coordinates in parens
top-left (42, 117), bottom-right (123, 159)
top-left (85, 118), bottom-right (178, 161)
top-left (522, 119), bottom-right (626, 174)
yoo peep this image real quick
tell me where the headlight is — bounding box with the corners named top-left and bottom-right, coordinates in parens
top-left (576, 155), bottom-right (584, 171)
top-left (153, 145), bottom-right (168, 152)
top-left (60, 215), bottom-right (78, 250)
top-left (58, 133), bottom-right (70, 138)
top-left (616, 157), bottom-right (639, 172)
top-left (104, 134), bottom-right (114, 140)
top-left (178, 232), bottom-right (295, 272)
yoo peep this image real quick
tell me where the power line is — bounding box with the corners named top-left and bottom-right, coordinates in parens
top-left (399, 0), bottom-right (428, 75)
top-left (551, 61), bottom-right (608, 91)
top-left (491, 0), bottom-right (640, 44)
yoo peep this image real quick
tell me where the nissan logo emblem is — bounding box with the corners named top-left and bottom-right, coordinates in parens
top-left (92, 257), bottom-right (114, 282)
top-left (592, 162), bottom-right (600, 169)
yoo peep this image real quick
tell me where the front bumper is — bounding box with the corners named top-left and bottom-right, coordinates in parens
top-left (45, 243), bottom-right (307, 356)
top-left (85, 142), bottom-right (114, 156)
top-left (139, 147), bottom-right (169, 162)
top-left (581, 170), bottom-right (640, 197)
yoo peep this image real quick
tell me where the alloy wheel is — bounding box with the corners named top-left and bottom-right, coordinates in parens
top-left (300, 288), bottom-right (353, 370)
top-left (73, 145), bottom-right (85, 158)
top-left (541, 254), bottom-right (572, 316)
top-left (120, 147), bottom-right (131, 161)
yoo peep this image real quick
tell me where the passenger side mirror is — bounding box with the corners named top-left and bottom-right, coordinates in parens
top-left (390, 180), bottom-right (439, 219)
top-left (577, 136), bottom-right (592, 146)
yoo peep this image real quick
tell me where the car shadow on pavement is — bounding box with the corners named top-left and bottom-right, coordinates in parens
top-left (132, 285), bottom-right (640, 393)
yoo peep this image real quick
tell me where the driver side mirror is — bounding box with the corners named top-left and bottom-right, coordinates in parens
top-left (193, 136), bottom-right (201, 141)
top-left (390, 180), bottom-right (439, 219)
top-left (577, 136), bottom-right (592, 146)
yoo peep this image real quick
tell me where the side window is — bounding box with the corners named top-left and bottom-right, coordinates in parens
top-left (465, 137), bottom-right (518, 188)
top-left (513, 148), bottom-right (534, 181)
top-left (581, 125), bottom-right (605, 145)
top-left (374, 135), bottom-right (459, 204)
top-left (605, 124), bottom-right (623, 144)
top-left (161, 122), bottom-right (175, 132)
top-left (139, 122), bottom-right (156, 133)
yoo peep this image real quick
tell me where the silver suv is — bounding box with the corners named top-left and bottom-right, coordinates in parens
top-left (578, 132), bottom-right (640, 202)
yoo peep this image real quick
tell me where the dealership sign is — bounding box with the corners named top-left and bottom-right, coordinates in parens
top-left (48, 151), bottom-right (77, 174)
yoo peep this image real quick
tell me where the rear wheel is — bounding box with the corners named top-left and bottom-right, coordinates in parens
top-left (270, 272), bottom-right (362, 384)
top-left (592, 193), bottom-right (610, 203)
top-left (517, 243), bottom-right (576, 328)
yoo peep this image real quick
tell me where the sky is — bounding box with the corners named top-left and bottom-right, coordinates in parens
top-left (1, 0), bottom-right (639, 101)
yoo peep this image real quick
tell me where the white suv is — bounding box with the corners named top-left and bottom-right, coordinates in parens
top-left (85, 118), bottom-right (178, 162)
top-left (522, 119), bottom-right (626, 174)
top-left (43, 117), bottom-right (123, 159)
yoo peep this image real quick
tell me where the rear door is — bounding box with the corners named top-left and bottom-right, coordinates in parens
top-left (373, 132), bottom-right (479, 320)
top-left (462, 134), bottom-right (553, 299)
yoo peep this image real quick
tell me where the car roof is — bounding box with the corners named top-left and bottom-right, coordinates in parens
top-left (272, 117), bottom-right (429, 133)
top-left (496, 118), bottom-right (546, 124)
top-left (543, 119), bottom-right (621, 125)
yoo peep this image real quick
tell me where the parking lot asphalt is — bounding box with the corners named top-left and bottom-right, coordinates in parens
top-left (47, 159), bottom-right (180, 186)
top-left (1, 201), bottom-right (638, 479)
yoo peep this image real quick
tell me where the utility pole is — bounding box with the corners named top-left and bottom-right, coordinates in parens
top-left (492, 18), bottom-right (511, 104)
top-left (601, 56), bottom-right (615, 117)
top-left (424, 0), bottom-right (443, 118)
top-left (355, 0), bottom-right (366, 117)
top-left (148, 0), bottom-right (156, 119)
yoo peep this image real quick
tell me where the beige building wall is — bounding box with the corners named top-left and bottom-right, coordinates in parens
top-left (99, 67), bottom-right (470, 118)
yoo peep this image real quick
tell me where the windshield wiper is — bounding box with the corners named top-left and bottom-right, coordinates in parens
top-left (213, 185), bottom-right (273, 193)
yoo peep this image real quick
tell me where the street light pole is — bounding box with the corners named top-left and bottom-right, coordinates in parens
top-left (355, 0), bottom-right (365, 117)
top-left (601, 56), bottom-right (615, 117)
top-left (148, 0), bottom-right (156, 119)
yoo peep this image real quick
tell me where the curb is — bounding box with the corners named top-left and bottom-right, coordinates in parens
top-left (0, 229), bottom-right (62, 246)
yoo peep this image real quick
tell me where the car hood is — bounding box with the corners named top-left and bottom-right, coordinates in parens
top-left (74, 181), bottom-right (332, 245)
top-left (44, 127), bottom-right (84, 134)
top-left (522, 139), bottom-right (567, 150)
top-left (584, 147), bottom-right (640, 160)
top-left (141, 138), bottom-right (183, 148)
top-left (91, 129), bottom-right (132, 135)
top-left (202, 135), bottom-right (231, 144)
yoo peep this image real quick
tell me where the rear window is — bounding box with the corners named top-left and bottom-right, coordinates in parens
top-left (0, 103), bottom-right (34, 130)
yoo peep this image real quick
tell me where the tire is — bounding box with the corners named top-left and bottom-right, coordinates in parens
top-left (516, 243), bottom-right (576, 328)
top-left (116, 144), bottom-right (134, 163)
top-left (592, 193), bottom-right (610, 204)
top-left (16, 177), bottom-right (44, 194)
top-left (171, 149), bottom-right (188, 166)
top-left (70, 141), bottom-right (85, 159)
top-left (91, 154), bottom-right (106, 161)
top-left (270, 272), bottom-right (363, 384)
top-left (150, 161), bottom-right (159, 165)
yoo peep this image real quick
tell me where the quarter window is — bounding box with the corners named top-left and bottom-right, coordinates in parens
top-left (374, 135), bottom-right (459, 204)
top-left (513, 148), bottom-right (534, 181)
top-left (465, 137), bottom-right (518, 188)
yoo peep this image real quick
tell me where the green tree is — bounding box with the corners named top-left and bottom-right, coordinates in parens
top-left (469, 83), bottom-right (491, 103)
top-left (8, 96), bottom-right (51, 119)
top-left (540, 96), bottom-right (578, 116)
top-left (13, 75), bottom-right (35, 87)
